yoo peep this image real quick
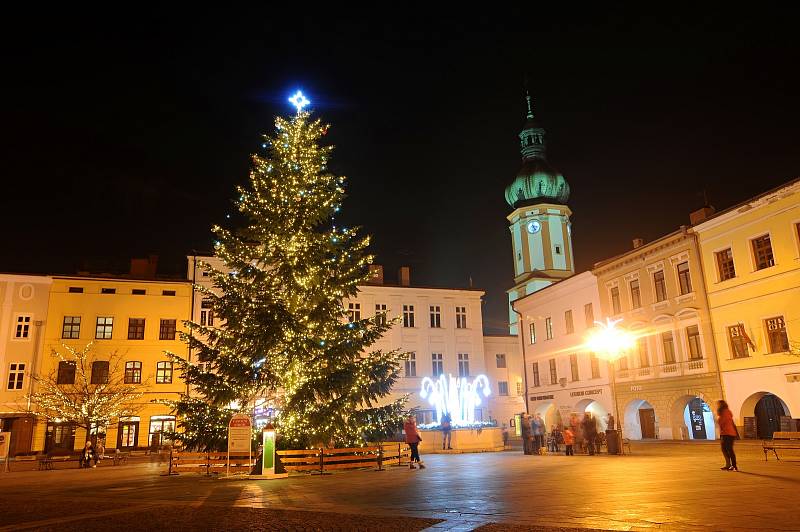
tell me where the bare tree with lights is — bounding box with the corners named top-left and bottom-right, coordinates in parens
top-left (26, 343), bottom-right (145, 442)
top-left (168, 96), bottom-right (408, 450)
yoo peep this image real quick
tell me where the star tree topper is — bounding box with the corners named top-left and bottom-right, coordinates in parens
top-left (288, 90), bottom-right (310, 113)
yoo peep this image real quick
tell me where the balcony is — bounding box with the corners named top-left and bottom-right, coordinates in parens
top-left (616, 358), bottom-right (709, 381)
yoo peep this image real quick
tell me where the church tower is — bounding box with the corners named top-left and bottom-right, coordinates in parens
top-left (506, 92), bottom-right (574, 334)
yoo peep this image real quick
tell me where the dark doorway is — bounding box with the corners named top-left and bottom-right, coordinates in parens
top-left (639, 408), bottom-right (656, 439)
top-left (44, 422), bottom-right (76, 455)
top-left (755, 394), bottom-right (786, 439)
top-left (1, 416), bottom-right (34, 456)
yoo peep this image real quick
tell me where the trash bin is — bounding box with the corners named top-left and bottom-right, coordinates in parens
top-left (606, 429), bottom-right (621, 455)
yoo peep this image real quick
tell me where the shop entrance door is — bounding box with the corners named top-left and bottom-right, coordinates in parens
top-left (639, 408), bottom-right (656, 438)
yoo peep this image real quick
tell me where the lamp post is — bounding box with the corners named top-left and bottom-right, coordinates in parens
top-left (586, 318), bottom-right (635, 455)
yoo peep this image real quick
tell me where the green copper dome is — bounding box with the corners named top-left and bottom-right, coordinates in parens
top-left (505, 159), bottom-right (570, 207)
top-left (505, 92), bottom-right (570, 207)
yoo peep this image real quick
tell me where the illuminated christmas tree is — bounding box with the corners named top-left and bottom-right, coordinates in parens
top-left (169, 95), bottom-right (407, 450)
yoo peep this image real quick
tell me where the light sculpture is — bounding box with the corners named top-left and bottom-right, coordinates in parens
top-left (419, 374), bottom-right (491, 426)
top-left (288, 90), bottom-right (310, 113)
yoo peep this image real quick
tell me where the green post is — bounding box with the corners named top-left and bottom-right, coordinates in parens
top-left (262, 424), bottom-right (275, 475)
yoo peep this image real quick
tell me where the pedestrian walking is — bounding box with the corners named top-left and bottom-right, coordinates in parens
top-left (717, 400), bottom-right (739, 471)
top-left (563, 427), bottom-right (575, 456)
top-left (607, 413), bottom-right (615, 431)
top-left (521, 414), bottom-right (533, 455)
top-left (548, 425), bottom-right (561, 453)
top-left (581, 413), bottom-right (598, 455)
top-left (441, 412), bottom-right (453, 450)
top-left (404, 415), bottom-right (426, 469)
top-left (96, 439), bottom-right (105, 463)
top-left (501, 423), bottom-right (509, 448)
top-left (79, 441), bottom-right (97, 468)
top-left (532, 413), bottom-right (545, 454)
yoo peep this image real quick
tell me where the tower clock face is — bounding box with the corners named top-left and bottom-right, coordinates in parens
top-left (526, 220), bottom-right (542, 234)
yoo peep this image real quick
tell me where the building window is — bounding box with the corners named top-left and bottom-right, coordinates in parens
top-left (765, 316), bottom-right (790, 353)
top-left (14, 315), bottom-right (31, 339)
top-left (458, 353), bottom-right (470, 377)
top-left (496, 353), bottom-right (507, 368)
top-left (549, 359), bottom-right (558, 385)
top-left (159, 319), bottom-right (177, 340)
top-left (565, 310), bottom-right (574, 334)
top-left (728, 325), bottom-right (750, 359)
top-left (375, 304), bottom-right (387, 326)
top-left (638, 338), bottom-right (649, 367)
top-left (686, 325), bottom-right (703, 359)
top-left (653, 271), bottom-right (667, 302)
top-left (752, 234), bottom-right (774, 270)
top-left (570, 354), bottom-right (579, 382)
top-left (677, 261), bottom-right (692, 295)
top-left (455, 306), bottom-right (467, 329)
top-left (162, 290), bottom-right (176, 296)
top-left (57, 361), bottom-right (76, 385)
top-left (62, 316), bottom-right (81, 339)
top-left (590, 353), bottom-right (600, 379)
top-left (95, 317), bottom-right (113, 339)
top-left (516, 381), bottom-right (523, 395)
top-left (431, 353), bottom-right (443, 377)
top-left (403, 305), bottom-right (415, 328)
top-left (128, 318), bottom-right (145, 340)
top-left (68, 286), bottom-right (84, 293)
top-left (200, 299), bottom-right (214, 327)
top-left (630, 279), bottom-right (641, 309)
top-left (156, 362), bottom-right (173, 384)
top-left (662, 332), bottom-right (676, 364)
top-left (532, 362), bottom-right (540, 387)
top-left (545, 317), bottom-right (553, 340)
top-left (529, 322), bottom-right (536, 344)
top-left (498, 381), bottom-right (509, 396)
top-left (91, 361), bottom-right (110, 384)
top-left (125, 361), bottom-right (142, 384)
top-left (404, 352), bottom-right (417, 377)
top-left (101, 287), bottom-right (116, 294)
top-left (610, 286), bottom-right (621, 314)
top-left (148, 416), bottom-right (176, 447)
top-left (7, 363), bottom-right (25, 390)
top-left (132, 289), bottom-right (146, 295)
top-left (347, 302), bottom-right (361, 323)
top-left (716, 248), bottom-right (736, 281)
top-left (584, 303), bottom-right (594, 328)
top-left (429, 306), bottom-right (441, 328)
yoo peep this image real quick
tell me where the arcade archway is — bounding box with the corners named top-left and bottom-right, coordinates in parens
top-left (624, 398), bottom-right (657, 440)
top-left (675, 396), bottom-right (715, 440)
top-left (741, 392), bottom-right (791, 439)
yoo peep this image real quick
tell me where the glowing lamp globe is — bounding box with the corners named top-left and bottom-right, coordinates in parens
top-left (585, 318), bottom-right (635, 362)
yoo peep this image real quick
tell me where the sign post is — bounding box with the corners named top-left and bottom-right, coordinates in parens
top-left (0, 432), bottom-right (10, 473)
top-left (227, 414), bottom-right (252, 477)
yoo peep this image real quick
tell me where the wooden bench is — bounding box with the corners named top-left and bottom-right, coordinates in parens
top-left (38, 455), bottom-right (80, 470)
top-left (112, 452), bottom-right (129, 466)
top-left (762, 431), bottom-right (800, 461)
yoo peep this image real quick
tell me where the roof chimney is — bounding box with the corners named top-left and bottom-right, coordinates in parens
top-left (398, 266), bottom-right (411, 287)
top-left (130, 255), bottom-right (159, 278)
top-left (632, 238), bottom-right (645, 249)
top-left (689, 205), bottom-right (716, 225)
top-left (366, 265), bottom-right (384, 285)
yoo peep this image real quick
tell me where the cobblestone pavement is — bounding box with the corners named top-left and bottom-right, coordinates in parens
top-left (1, 441), bottom-right (798, 531)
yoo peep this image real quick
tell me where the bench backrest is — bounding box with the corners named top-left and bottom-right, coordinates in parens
top-left (772, 431), bottom-right (800, 440)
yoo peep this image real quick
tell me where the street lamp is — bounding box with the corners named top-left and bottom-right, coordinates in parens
top-left (585, 318), bottom-right (635, 455)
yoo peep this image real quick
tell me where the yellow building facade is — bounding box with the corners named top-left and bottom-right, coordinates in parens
top-left (692, 178), bottom-right (800, 438)
top-left (35, 276), bottom-right (191, 453)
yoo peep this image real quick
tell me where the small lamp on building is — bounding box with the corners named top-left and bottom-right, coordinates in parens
top-left (586, 318), bottom-right (635, 455)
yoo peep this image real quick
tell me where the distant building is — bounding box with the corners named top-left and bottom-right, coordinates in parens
top-left (692, 178), bottom-right (800, 438)
top-left (0, 274), bottom-right (52, 455)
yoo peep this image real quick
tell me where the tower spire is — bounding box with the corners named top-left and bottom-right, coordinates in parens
top-left (525, 89), bottom-right (534, 119)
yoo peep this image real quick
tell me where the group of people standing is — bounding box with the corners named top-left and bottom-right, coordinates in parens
top-left (521, 411), bottom-right (613, 456)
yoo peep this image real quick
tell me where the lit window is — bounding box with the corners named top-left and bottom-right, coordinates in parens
top-left (765, 316), bottom-right (789, 353)
top-left (403, 305), bottom-right (415, 328)
top-left (128, 318), bottom-right (145, 340)
top-left (14, 315), bottom-right (31, 339)
top-left (529, 322), bottom-right (536, 344)
top-left (677, 262), bottom-right (692, 295)
top-left (159, 319), bottom-right (177, 340)
top-left (458, 353), bottom-right (470, 377)
top-left (728, 325), bottom-right (750, 358)
top-left (431, 353), bottom-right (443, 377)
top-left (62, 316), bottom-right (81, 339)
top-left (375, 304), bottom-right (387, 326)
top-left (752, 235), bottom-right (774, 270)
top-left (125, 361), bottom-right (142, 384)
top-left (662, 332), bottom-right (676, 364)
top-left (516, 381), bottom-right (522, 395)
top-left (429, 306), bottom-right (441, 328)
top-left (404, 352), bottom-right (417, 377)
top-left (653, 271), bottom-right (667, 302)
top-left (716, 248), bottom-right (736, 281)
top-left (95, 317), bottom-right (113, 340)
top-left (686, 325), bottom-right (702, 360)
top-left (156, 362), bottom-right (173, 384)
top-left (7, 363), bottom-right (25, 390)
top-left (347, 302), bottom-right (361, 323)
top-left (455, 306), bottom-right (467, 329)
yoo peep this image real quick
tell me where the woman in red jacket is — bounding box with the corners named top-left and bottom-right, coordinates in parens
top-left (717, 400), bottom-right (738, 471)
top-left (404, 415), bottom-right (425, 469)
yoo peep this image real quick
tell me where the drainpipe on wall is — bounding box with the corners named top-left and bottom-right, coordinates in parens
top-left (187, 254), bottom-right (198, 398)
top-left (512, 303), bottom-right (530, 415)
top-left (27, 320), bottom-right (44, 411)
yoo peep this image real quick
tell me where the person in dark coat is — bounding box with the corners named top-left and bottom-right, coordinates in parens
top-left (440, 412), bottom-right (453, 450)
top-left (521, 414), bottom-right (533, 455)
top-left (581, 413), bottom-right (598, 455)
top-left (79, 441), bottom-right (98, 468)
top-left (404, 416), bottom-right (425, 469)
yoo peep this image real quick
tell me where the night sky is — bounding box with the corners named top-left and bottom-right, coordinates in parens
top-left (3, 10), bottom-right (798, 333)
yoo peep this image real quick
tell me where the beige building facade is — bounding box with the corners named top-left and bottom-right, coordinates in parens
top-left (593, 230), bottom-right (723, 440)
top-left (692, 178), bottom-right (800, 438)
